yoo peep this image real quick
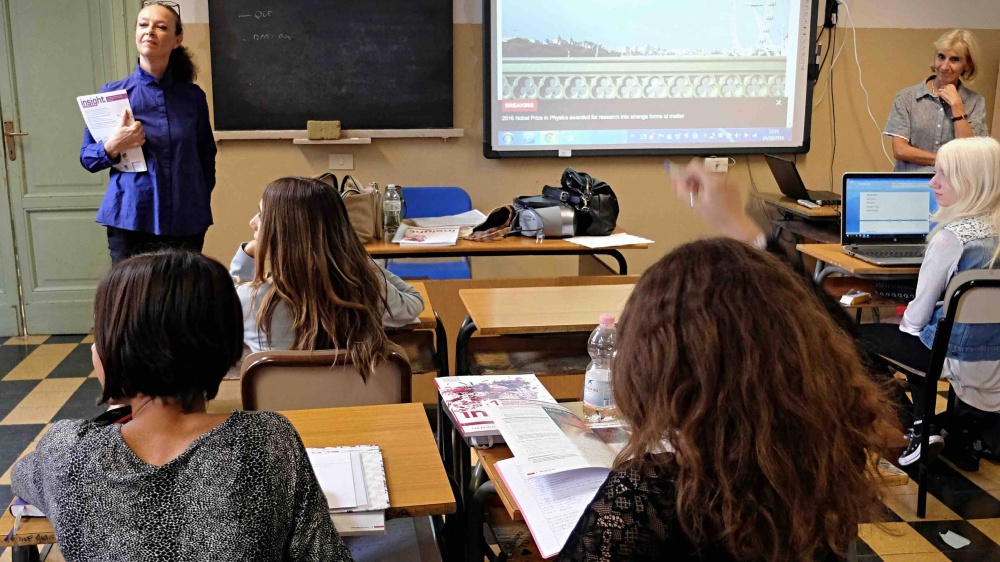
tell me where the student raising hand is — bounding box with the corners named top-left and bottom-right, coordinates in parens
top-left (667, 158), bottom-right (765, 246)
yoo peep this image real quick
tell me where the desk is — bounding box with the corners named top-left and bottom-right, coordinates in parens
top-left (442, 285), bottom-right (633, 540)
top-left (797, 244), bottom-right (921, 284)
top-left (283, 404), bottom-right (456, 519)
top-left (455, 284), bottom-right (633, 375)
top-left (756, 192), bottom-right (841, 219)
top-left (1, 404), bottom-right (455, 561)
top-left (407, 281), bottom-right (438, 330)
top-left (469, 402), bottom-right (909, 562)
top-left (364, 227), bottom-right (649, 275)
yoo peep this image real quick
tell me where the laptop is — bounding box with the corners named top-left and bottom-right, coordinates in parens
top-left (840, 172), bottom-right (937, 266)
top-left (765, 154), bottom-right (841, 205)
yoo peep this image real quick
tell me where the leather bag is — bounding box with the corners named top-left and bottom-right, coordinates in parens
top-left (541, 168), bottom-right (619, 236)
top-left (316, 173), bottom-right (383, 244)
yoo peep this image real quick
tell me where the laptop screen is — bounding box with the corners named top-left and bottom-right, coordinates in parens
top-left (841, 173), bottom-right (937, 244)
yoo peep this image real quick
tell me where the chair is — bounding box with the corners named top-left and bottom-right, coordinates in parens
top-left (913, 269), bottom-right (1000, 518)
top-left (240, 345), bottom-right (412, 411)
top-left (386, 186), bottom-right (473, 280)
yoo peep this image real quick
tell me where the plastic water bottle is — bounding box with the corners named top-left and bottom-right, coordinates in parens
top-left (383, 184), bottom-right (402, 241)
top-left (582, 314), bottom-right (617, 422)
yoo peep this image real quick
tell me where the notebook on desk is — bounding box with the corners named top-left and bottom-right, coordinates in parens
top-left (765, 154), bottom-right (841, 205)
top-left (840, 173), bottom-right (936, 266)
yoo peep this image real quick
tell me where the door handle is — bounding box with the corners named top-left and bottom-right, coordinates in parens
top-left (3, 121), bottom-right (27, 161)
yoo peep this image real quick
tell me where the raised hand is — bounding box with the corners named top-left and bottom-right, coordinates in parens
top-left (667, 158), bottom-right (764, 244)
top-left (103, 109), bottom-right (146, 158)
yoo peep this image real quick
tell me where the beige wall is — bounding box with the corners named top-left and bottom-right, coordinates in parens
top-left (181, 21), bottom-right (1000, 279)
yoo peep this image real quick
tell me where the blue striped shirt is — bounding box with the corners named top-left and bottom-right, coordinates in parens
top-left (81, 64), bottom-right (216, 236)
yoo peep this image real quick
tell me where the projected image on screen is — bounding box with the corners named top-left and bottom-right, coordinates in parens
top-left (485, 0), bottom-right (815, 156)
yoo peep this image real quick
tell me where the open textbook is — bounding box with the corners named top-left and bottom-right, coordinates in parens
top-left (487, 400), bottom-right (628, 478)
top-left (487, 400), bottom-right (630, 558)
top-left (77, 90), bottom-right (147, 173)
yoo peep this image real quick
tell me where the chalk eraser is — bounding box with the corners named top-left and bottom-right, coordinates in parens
top-left (307, 120), bottom-right (342, 140)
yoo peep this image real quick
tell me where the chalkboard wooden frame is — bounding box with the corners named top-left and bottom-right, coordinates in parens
top-left (208, 1), bottom-right (454, 132)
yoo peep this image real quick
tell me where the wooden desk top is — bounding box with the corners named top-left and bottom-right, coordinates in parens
top-left (796, 244), bottom-right (921, 276)
top-left (756, 192), bottom-right (841, 219)
top-left (365, 227), bottom-right (649, 257)
top-left (283, 404), bottom-right (455, 519)
top-left (476, 404), bottom-right (908, 522)
top-left (0, 506), bottom-right (55, 548)
top-left (460, 284), bottom-right (634, 336)
top-left (1, 403), bottom-right (454, 548)
top-left (408, 281), bottom-right (436, 329)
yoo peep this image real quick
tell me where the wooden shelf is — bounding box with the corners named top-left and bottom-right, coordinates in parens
top-left (291, 138), bottom-right (372, 145)
top-left (213, 128), bottom-right (464, 141)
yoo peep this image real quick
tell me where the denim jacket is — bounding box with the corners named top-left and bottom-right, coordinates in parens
top-left (919, 218), bottom-right (1000, 361)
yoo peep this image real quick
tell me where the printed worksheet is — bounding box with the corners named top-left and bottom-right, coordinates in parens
top-left (77, 90), bottom-right (147, 173)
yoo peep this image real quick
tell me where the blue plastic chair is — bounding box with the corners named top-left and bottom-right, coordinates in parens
top-left (386, 186), bottom-right (473, 280)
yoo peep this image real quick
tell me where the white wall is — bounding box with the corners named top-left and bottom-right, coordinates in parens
top-left (175, 1), bottom-right (1000, 29)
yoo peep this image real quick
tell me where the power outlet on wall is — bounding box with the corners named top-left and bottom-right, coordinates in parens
top-left (329, 153), bottom-right (354, 170)
top-left (704, 157), bottom-right (729, 173)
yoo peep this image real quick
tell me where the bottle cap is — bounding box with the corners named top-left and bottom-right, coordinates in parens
top-left (599, 314), bottom-right (615, 326)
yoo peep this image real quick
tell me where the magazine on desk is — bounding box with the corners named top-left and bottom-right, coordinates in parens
top-left (390, 224), bottom-right (460, 247)
top-left (435, 375), bottom-right (556, 447)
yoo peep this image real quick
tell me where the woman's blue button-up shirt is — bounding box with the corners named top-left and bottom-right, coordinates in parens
top-left (81, 64), bottom-right (217, 237)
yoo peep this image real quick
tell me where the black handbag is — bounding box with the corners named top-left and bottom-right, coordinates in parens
top-left (541, 168), bottom-right (619, 236)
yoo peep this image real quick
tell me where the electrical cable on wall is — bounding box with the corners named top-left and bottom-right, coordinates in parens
top-left (841, 1), bottom-right (895, 166)
top-left (828, 23), bottom-right (837, 192)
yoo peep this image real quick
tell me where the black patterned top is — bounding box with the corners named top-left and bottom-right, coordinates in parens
top-left (557, 461), bottom-right (843, 562)
top-left (11, 410), bottom-right (351, 562)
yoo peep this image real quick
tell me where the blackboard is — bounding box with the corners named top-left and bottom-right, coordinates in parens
top-left (208, 1), bottom-right (453, 131)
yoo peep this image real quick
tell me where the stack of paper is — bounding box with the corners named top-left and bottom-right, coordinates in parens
top-left (307, 445), bottom-right (390, 536)
top-left (406, 209), bottom-right (486, 228)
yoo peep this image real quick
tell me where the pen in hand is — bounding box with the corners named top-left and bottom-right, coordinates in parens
top-left (665, 160), bottom-right (695, 209)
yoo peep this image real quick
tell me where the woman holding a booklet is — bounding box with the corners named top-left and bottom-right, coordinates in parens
top-left (554, 162), bottom-right (898, 561)
top-left (80, 2), bottom-right (216, 264)
top-left (11, 251), bottom-right (352, 561)
top-left (231, 176), bottom-right (423, 355)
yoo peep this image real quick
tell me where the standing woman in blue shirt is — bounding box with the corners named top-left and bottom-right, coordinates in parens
top-left (81, 1), bottom-right (216, 264)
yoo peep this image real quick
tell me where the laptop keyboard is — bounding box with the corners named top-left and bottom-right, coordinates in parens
top-left (856, 247), bottom-right (925, 259)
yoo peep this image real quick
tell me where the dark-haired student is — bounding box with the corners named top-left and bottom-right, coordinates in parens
top-left (81, 1), bottom-right (217, 265)
top-left (11, 251), bottom-right (352, 562)
top-left (556, 163), bottom-right (896, 562)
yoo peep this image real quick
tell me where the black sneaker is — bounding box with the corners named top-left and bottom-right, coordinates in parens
top-left (943, 437), bottom-right (980, 472)
top-left (975, 439), bottom-right (1000, 463)
top-left (899, 426), bottom-right (945, 467)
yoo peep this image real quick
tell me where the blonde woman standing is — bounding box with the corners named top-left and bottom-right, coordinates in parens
top-left (884, 29), bottom-right (989, 172)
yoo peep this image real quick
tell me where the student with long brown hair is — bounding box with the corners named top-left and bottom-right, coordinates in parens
top-left (557, 162), bottom-right (896, 562)
top-left (230, 177), bottom-right (423, 379)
